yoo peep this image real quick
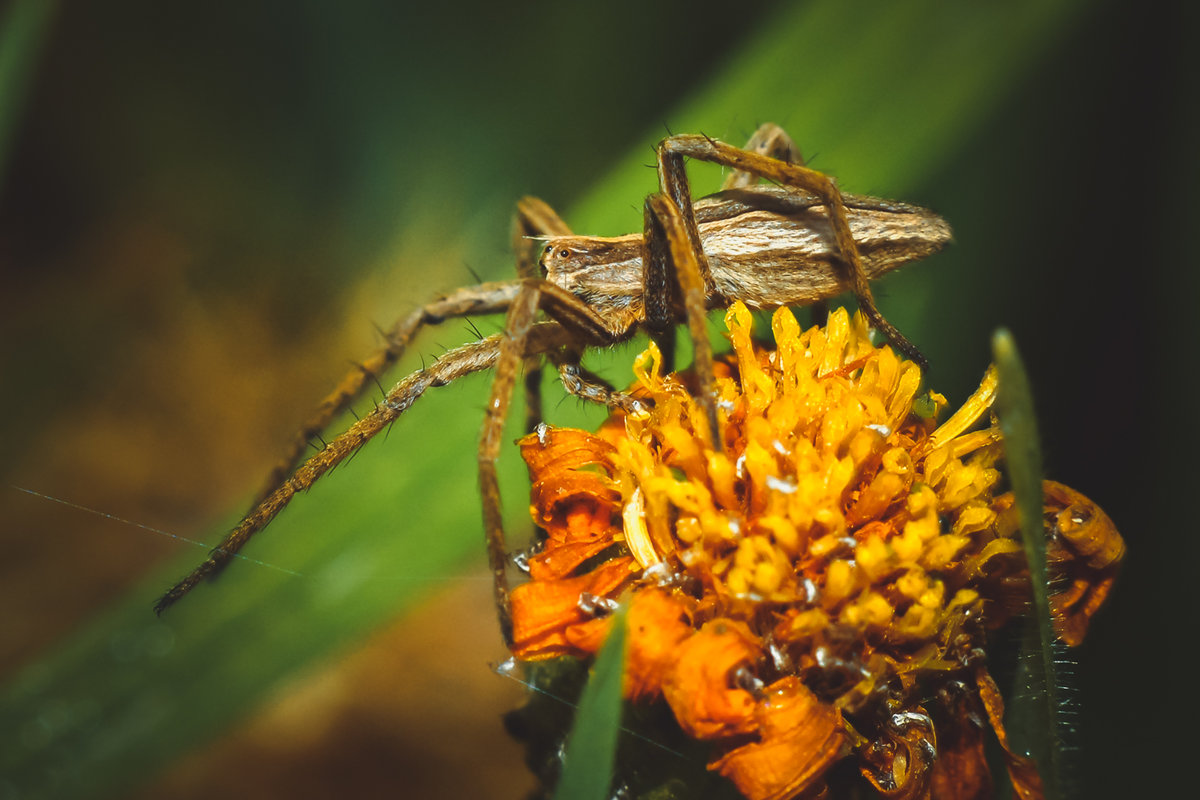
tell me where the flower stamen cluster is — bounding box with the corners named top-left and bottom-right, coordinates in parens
top-left (509, 302), bottom-right (1121, 800)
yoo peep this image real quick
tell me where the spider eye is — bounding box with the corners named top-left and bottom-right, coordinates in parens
top-left (558, 248), bottom-right (571, 258)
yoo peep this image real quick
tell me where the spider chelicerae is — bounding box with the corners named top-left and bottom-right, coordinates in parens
top-left (154, 123), bottom-right (952, 644)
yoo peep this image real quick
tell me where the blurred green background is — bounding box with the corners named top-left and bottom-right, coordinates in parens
top-left (0, 1), bottom-right (1193, 798)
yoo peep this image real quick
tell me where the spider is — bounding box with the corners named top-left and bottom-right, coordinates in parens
top-left (154, 123), bottom-right (952, 644)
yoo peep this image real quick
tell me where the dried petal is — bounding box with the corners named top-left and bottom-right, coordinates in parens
top-left (508, 557), bottom-right (637, 659)
top-left (624, 588), bottom-right (695, 701)
top-left (710, 677), bottom-right (845, 800)
top-left (662, 619), bottom-right (762, 739)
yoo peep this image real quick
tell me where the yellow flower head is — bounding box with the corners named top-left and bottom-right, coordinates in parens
top-left (509, 302), bottom-right (1122, 800)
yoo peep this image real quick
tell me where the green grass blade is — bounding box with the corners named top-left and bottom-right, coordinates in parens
top-left (552, 607), bottom-right (627, 800)
top-left (992, 328), bottom-right (1065, 800)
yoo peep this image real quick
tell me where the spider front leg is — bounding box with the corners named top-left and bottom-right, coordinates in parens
top-left (657, 130), bottom-right (929, 371)
top-left (551, 354), bottom-right (644, 414)
top-left (250, 198), bottom-right (572, 509)
top-left (154, 321), bottom-right (579, 614)
top-left (248, 281), bottom-right (521, 508)
top-left (478, 278), bottom-right (626, 645)
top-left (153, 328), bottom-right (558, 614)
top-left (642, 192), bottom-right (722, 447)
top-left (513, 196), bottom-right (573, 434)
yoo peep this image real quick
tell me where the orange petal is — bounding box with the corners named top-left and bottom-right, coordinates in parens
top-left (662, 619), bottom-right (762, 739)
top-left (522, 427), bottom-right (623, 541)
top-left (992, 481), bottom-right (1124, 646)
top-left (1042, 481), bottom-right (1123, 646)
top-left (529, 476), bottom-right (621, 541)
top-left (624, 589), bottom-right (695, 701)
top-left (519, 426), bottom-right (620, 474)
top-left (527, 539), bottom-right (615, 581)
top-left (710, 677), bottom-right (845, 800)
top-left (1042, 481), bottom-right (1124, 571)
top-left (509, 557), bottom-right (637, 660)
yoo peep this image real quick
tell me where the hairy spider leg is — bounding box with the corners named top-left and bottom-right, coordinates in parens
top-left (513, 196), bottom-right (573, 434)
top-left (719, 122), bottom-right (806, 191)
top-left (643, 192), bottom-right (720, 446)
top-left (656, 133), bottom-right (929, 372)
top-left (639, 124), bottom-right (809, 449)
top-left (549, 350), bottom-right (634, 409)
top-left (479, 278), bottom-right (627, 644)
top-left (153, 323), bottom-right (576, 614)
top-left (721, 124), bottom-right (830, 328)
top-left (249, 199), bottom-right (572, 510)
top-left (249, 282), bottom-right (520, 508)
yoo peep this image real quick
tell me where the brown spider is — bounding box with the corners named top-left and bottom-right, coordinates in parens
top-left (154, 123), bottom-right (952, 644)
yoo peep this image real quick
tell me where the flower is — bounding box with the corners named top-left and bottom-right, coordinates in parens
top-left (508, 302), bottom-right (1123, 800)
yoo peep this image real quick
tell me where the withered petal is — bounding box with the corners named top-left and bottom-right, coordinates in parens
top-left (509, 557), bottom-right (637, 660)
top-left (528, 539), bottom-right (616, 581)
top-left (662, 619), bottom-right (762, 739)
top-left (624, 588), bottom-right (695, 701)
top-left (710, 677), bottom-right (845, 800)
top-left (992, 480), bottom-right (1125, 647)
top-left (858, 710), bottom-right (937, 800)
top-left (929, 716), bottom-right (993, 800)
top-left (519, 427), bottom-right (620, 473)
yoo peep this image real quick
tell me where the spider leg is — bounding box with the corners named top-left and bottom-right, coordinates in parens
top-left (720, 125), bottom-right (829, 328)
top-left (252, 280), bottom-right (522, 508)
top-left (643, 192), bottom-right (721, 447)
top-left (250, 199), bottom-right (573, 509)
top-left (720, 122), bottom-right (806, 190)
top-left (547, 348), bottom-right (644, 414)
top-left (479, 278), bottom-right (628, 644)
top-left (513, 196), bottom-right (574, 434)
top-left (154, 322), bottom-right (576, 614)
top-left (658, 132), bottom-right (929, 371)
top-left (640, 125), bottom-right (805, 419)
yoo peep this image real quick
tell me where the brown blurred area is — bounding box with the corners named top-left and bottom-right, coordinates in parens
top-left (1, 233), bottom-right (354, 675)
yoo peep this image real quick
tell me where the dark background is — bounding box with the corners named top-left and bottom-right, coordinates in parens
top-left (1, 1), bottom-right (1194, 798)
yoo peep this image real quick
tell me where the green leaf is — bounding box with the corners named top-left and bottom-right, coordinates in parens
top-left (553, 606), bottom-right (627, 800)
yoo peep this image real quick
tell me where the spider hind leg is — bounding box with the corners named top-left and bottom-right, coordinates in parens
top-left (656, 128), bottom-right (929, 372)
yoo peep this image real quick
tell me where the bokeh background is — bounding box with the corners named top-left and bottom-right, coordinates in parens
top-left (1, 1), bottom-right (1194, 798)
